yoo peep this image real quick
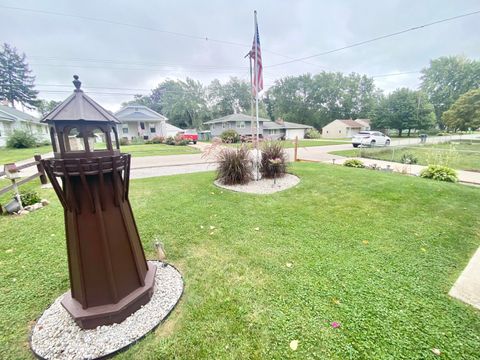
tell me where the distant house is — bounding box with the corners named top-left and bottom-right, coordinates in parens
top-left (321, 119), bottom-right (371, 138)
top-left (203, 113), bottom-right (312, 140)
top-left (0, 104), bottom-right (49, 147)
top-left (114, 105), bottom-right (182, 141)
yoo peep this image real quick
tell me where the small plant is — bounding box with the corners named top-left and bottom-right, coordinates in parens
top-left (343, 159), bottom-right (365, 168)
top-left (174, 134), bottom-right (189, 146)
top-left (260, 141), bottom-right (287, 179)
top-left (305, 128), bottom-right (321, 139)
top-left (400, 153), bottom-right (418, 164)
top-left (6, 130), bottom-right (38, 148)
top-left (119, 138), bottom-right (129, 146)
top-left (220, 129), bottom-right (240, 144)
top-left (150, 136), bottom-right (165, 144)
top-left (420, 165), bottom-right (458, 182)
top-left (165, 136), bottom-right (175, 145)
top-left (20, 191), bottom-right (41, 206)
top-left (216, 146), bottom-right (252, 185)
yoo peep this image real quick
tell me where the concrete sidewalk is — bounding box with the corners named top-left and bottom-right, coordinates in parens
top-left (449, 246), bottom-right (480, 310)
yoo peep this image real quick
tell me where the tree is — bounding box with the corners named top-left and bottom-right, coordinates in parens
top-left (0, 43), bottom-right (38, 109)
top-left (371, 88), bottom-right (435, 136)
top-left (420, 56), bottom-right (480, 127)
top-left (208, 77), bottom-right (251, 117)
top-left (36, 99), bottom-right (61, 116)
top-left (267, 72), bottom-right (381, 129)
top-left (442, 89), bottom-right (480, 131)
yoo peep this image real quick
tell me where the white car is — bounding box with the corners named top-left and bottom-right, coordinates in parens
top-left (352, 131), bottom-right (391, 148)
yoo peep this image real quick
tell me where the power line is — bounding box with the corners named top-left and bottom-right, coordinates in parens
top-left (0, 4), bottom-right (314, 64)
top-left (371, 71), bottom-right (421, 78)
top-left (28, 62), bottom-right (249, 74)
top-left (267, 10), bottom-right (480, 68)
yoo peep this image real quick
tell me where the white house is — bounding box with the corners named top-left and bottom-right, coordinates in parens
top-left (203, 113), bottom-right (312, 140)
top-left (322, 119), bottom-right (371, 138)
top-left (114, 105), bottom-right (182, 141)
top-left (0, 104), bottom-right (49, 147)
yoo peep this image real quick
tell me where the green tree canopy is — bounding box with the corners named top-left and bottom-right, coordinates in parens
top-left (442, 89), bottom-right (480, 131)
top-left (371, 88), bottom-right (435, 136)
top-left (0, 43), bottom-right (38, 109)
top-left (267, 72), bottom-right (381, 129)
top-left (124, 78), bottom-right (210, 129)
top-left (420, 56), bottom-right (480, 127)
top-left (36, 99), bottom-right (61, 117)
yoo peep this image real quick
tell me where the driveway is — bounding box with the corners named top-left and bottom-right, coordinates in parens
top-left (9, 134), bottom-right (480, 182)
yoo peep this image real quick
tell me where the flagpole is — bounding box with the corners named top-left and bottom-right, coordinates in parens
top-left (254, 10), bottom-right (260, 180)
top-left (249, 53), bottom-right (254, 141)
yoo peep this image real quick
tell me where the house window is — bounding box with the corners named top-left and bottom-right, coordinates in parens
top-left (237, 121), bottom-right (245, 129)
top-left (222, 122), bottom-right (227, 129)
top-left (150, 124), bottom-right (156, 133)
top-left (140, 122), bottom-right (145, 130)
top-left (122, 126), bottom-right (129, 134)
top-left (339, 130), bottom-right (342, 133)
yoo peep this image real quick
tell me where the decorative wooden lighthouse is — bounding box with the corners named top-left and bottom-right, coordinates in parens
top-left (41, 75), bottom-right (156, 329)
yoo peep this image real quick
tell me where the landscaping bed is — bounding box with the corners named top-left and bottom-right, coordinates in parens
top-left (1, 163), bottom-right (479, 359)
top-left (331, 140), bottom-right (480, 172)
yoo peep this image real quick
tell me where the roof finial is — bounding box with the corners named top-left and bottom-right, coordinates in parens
top-left (73, 75), bottom-right (82, 91)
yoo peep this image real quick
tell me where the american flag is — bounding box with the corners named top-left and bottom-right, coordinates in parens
top-left (250, 12), bottom-right (263, 96)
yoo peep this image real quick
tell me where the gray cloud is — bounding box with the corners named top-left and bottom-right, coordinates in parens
top-left (1, 0), bottom-right (479, 111)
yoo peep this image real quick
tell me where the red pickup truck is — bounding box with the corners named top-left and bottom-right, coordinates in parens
top-left (179, 129), bottom-right (198, 144)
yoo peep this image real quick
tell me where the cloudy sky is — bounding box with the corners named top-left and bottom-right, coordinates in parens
top-left (1, 0), bottom-right (479, 112)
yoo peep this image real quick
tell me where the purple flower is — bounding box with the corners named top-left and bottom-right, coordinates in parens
top-left (331, 321), bottom-right (341, 328)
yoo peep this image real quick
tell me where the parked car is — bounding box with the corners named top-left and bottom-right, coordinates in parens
top-left (352, 131), bottom-right (391, 147)
top-left (179, 129), bottom-right (198, 144)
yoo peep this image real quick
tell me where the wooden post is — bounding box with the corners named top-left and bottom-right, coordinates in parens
top-left (34, 154), bottom-right (48, 185)
top-left (294, 136), bottom-right (298, 162)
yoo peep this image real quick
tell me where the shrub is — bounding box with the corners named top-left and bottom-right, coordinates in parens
top-left (150, 136), bottom-right (165, 144)
top-left (343, 159), bottom-right (365, 168)
top-left (6, 130), bottom-right (38, 148)
top-left (400, 153), bottom-right (418, 164)
top-left (119, 138), bottom-right (129, 146)
top-left (305, 128), bottom-right (321, 139)
top-left (260, 141), bottom-right (287, 179)
top-left (174, 134), bottom-right (188, 146)
top-left (20, 191), bottom-right (41, 206)
top-left (216, 146), bottom-right (252, 185)
top-left (220, 129), bottom-right (240, 144)
top-left (420, 165), bottom-right (458, 182)
top-left (165, 136), bottom-right (175, 145)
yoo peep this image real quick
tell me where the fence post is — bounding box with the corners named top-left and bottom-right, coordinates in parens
top-left (34, 154), bottom-right (48, 185)
top-left (294, 136), bottom-right (298, 162)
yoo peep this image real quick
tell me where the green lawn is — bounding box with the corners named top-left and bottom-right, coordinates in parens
top-left (331, 140), bottom-right (480, 172)
top-left (204, 139), bottom-right (349, 149)
top-left (0, 144), bottom-right (199, 165)
top-left (1, 163), bottom-right (479, 359)
top-left (0, 145), bottom-right (52, 165)
top-left (119, 144), bottom-right (200, 157)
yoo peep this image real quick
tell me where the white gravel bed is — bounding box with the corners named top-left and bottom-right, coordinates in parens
top-left (214, 173), bottom-right (300, 194)
top-left (30, 261), bottom-right (183, 360)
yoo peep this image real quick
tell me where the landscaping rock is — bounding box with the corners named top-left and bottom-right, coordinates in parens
top-left (214, 173), bottom-right (300, 194)
top-left (41, 199), bottom-right (50, 206)
top-left (30, 261), bottom-right (183, 360)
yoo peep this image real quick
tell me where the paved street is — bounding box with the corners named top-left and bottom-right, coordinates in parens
top-left (10, 134), bottom-right (480, 184)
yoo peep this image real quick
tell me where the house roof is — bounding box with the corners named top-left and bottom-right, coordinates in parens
top-left (203, 113), bottom-right (270, 125)
top-left (338, 119), bottom-right (362, 128)
top-left (280, 121), bottom-right (313, 129)
top-left (0, 105), bottom-right (40, 123)
top-left (115, 105), bottom-right (168, 122)
top-left (42, 76), bottom-right (119, 123)
top-left (166, 123), bottom-right (183, 132)
top-left (204, 114), bottom-right (313, 130)
top-left (355, 119), bottom-right (371, 124)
